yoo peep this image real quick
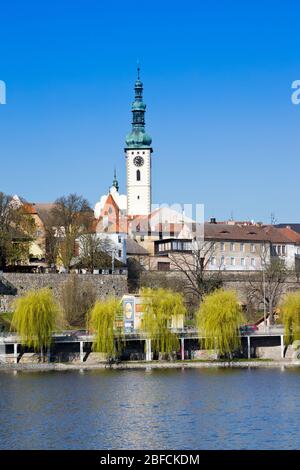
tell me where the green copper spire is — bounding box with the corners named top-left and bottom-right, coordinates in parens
top-left (112, 168), bottom-right (119, 192)
top-left (125, 67), bottom-right (152, 149)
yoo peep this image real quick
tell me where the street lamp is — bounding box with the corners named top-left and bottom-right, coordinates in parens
top-left (262, 267), bottom-right (267, 332)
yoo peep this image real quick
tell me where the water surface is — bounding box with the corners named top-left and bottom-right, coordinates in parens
top-left (0, 368), bottom-right (299, 449)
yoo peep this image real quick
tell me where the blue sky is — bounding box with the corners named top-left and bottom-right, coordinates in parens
top-left (0, 0), bottom-right (299, 222)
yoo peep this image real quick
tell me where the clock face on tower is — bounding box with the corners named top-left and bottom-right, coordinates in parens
top-left (133, 155), bottom-right (144, 167)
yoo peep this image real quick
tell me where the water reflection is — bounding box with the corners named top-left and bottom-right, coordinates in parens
top-left (1, 368), bottom-right (300, 449)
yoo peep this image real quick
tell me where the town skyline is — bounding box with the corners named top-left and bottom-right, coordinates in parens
top-left (1, 1), bottom-right (300, 223)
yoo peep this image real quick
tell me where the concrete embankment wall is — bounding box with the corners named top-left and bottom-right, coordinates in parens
top-left (1, 335), bottom-right (295, 364)
top-left (0, 273), bottom-right (128, 312)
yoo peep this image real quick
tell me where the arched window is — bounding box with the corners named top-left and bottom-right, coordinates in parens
top-left (136, 170), bottom-right (141, 181)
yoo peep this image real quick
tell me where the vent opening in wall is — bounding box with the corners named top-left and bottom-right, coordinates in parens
top-left (137, 170), bottom-right (141, 181)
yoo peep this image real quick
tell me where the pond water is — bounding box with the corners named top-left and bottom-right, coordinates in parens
top-left (0, 368), bottom-right (300, 449)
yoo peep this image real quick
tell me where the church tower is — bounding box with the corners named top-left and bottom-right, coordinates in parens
top-left (125, 69), bottom-right (153, 216)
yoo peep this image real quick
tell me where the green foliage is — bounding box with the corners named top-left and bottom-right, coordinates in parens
top-left (11, 289), bottom-right (60, 351)
top-left (60, 274), bottom-right (96, 327)
top-left (280, 291), bottom-right (300, 345)
top-left (140, 288), bottom-right (187, 355)
top-left (197, 289), bottom-right (245, 357)
top-left (89, 298), bottom-right (123, 357)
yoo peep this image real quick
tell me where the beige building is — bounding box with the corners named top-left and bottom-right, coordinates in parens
top-left (128, 219), bottom-right (300, 272)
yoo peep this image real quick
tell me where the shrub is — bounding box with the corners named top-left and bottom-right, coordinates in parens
top-left (197, 289), bottom-right (244, 357)
top-left (140, 288), bottom-right (186, 356)
top-left (11, 288), bottom-right (60, 352)
top-left (89, 298), bottom-right (123, 357)
top-left (280, 291), bottom-right (300, 345)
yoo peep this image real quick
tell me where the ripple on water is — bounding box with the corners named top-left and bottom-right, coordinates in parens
top-left (1, 368), bottom-right (300, 449)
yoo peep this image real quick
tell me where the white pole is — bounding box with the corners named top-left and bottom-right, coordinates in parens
top-left (281, 335), bottom-right (284, 359)
top-left (14, 343), bottom-right (18, 364)
top-left (145, 339), bottom-right (152, 361)
top-left (247, 336), bottom-right (251, 359)
top-left (80, 341), bottom-right (84, 363)
top-left (181, 338), bottom-right (185, 361)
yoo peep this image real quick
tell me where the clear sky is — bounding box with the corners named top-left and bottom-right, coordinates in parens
top-left (0, 0), bottom-right (299, 223)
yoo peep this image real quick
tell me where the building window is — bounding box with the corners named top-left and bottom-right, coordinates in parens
top-left (230, 257), bottom-right (235, 266)
top-left (183, 241), bottom-right (192, 251)
top-left (241, 258), bottom-right (245, 266)
top-left (282, 245), bottom-right (286, 256)
top-left (210, 256), bottom-right (216, 266)
top-left (136, 170), bottom-right (141, 181)
top-left (220, 242), bottom-right (225, 251)
top-left (118, 250), bottom-right (122, 258)
top-left (140, 235), bottom-right (145, 242)
top-left (240, 243), bottom-right (244, 252)
top-left (157, 262), bottom-right (170, 272)
top-left (250, 243), bottom-right (255, 253)
top-left (118, 236), bottom-right (122, 243)
top-left (220, 256), bottom-right (225, 266)
top-left (251, 258), bottom-right (256, 267)
top-left (230, 242), bottom-right (235, 251)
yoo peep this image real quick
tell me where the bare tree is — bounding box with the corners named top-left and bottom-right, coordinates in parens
top-left (78, 234), bottom-right (115, 272)
top-left (168, 240), bottom-right (222, 302)
top-left (38, 210), bottom-right (59, 268)
top-left (60, 273), bottom-right (96, 327)
top-left (0, 192), bottom-right (36, 269)
top-left (246, 248), bottom-right (289, 325)
top-left (51, 194), bottom-right (92, 270)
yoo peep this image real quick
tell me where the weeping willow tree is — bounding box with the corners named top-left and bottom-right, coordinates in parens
top-left (280, 291), bottom-right (300, 345)
top-left (89, 298), bottom-right (123, 358)
top-left (11, 288), bottom-right (60, 354)
top-left (197, 289), bottom-right (245, 357)
top-left (140, 288), bottom-right (187, 356)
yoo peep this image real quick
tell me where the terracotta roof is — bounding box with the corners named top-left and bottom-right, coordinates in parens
top-left (262, 225), bottom-right (300, 244)
top-left (276, 227), bottom-right (300, 244)
top-left (204, 223), bottom-right (270, 242)
top-left (276, 223), bottom-right (300, 234)
top-left (22, 203), bottom-right (37, 215)
top-left (203, 222), bottom-right (300, 244)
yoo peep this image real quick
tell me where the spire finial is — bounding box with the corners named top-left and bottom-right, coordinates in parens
top-left (137, 60), bottom-right (140, 80)
top-left (112, 167), bottom-right (119, 192)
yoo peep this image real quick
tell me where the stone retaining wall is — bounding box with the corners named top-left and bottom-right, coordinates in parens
top-left (0, 273), bottom-right (128, 312)
top-left (140, 270), bottom-right (300, 305)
